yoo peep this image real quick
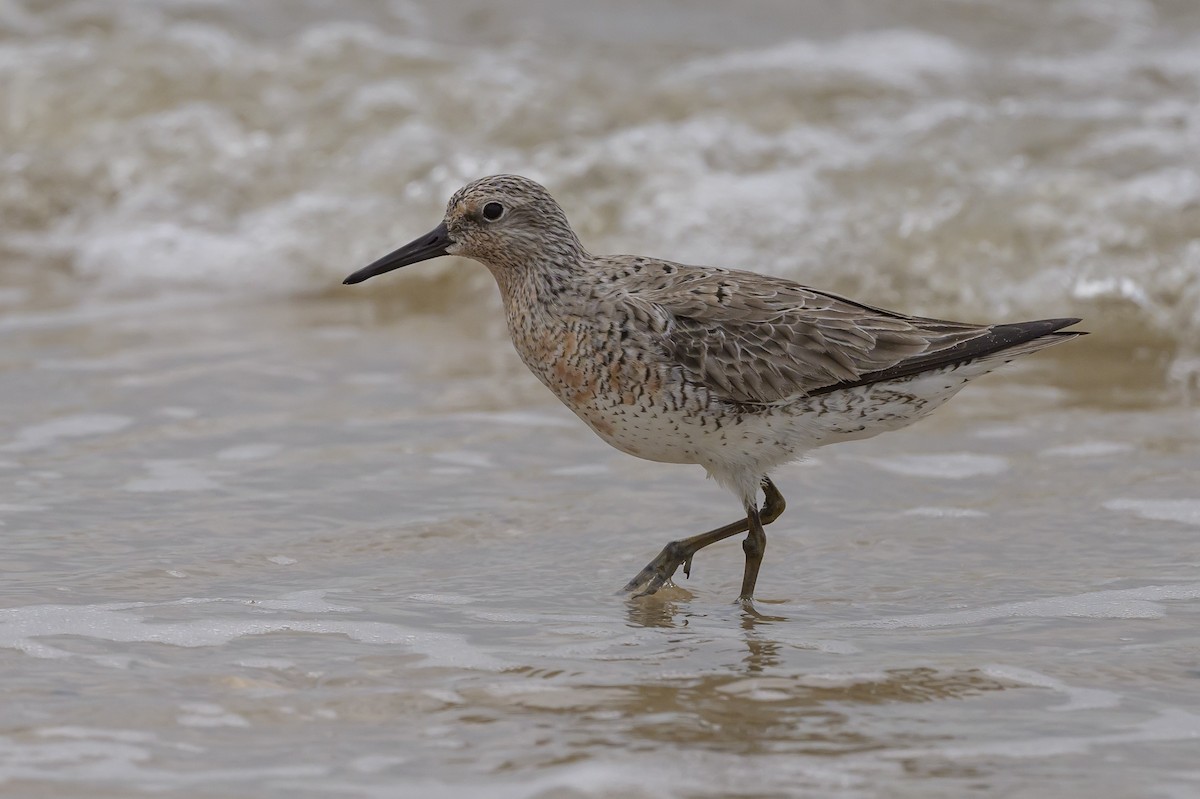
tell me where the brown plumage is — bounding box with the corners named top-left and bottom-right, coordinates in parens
top-left (344, 174), bottom-right (1086, 603)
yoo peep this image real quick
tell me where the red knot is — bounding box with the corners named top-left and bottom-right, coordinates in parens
top-left (344, 174), bottom-right (1085, 603)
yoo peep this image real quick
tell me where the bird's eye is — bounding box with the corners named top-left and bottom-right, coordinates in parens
top-left (482, 202), bottom-right (504, 221)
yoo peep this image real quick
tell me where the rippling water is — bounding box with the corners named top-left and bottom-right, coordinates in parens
top-left (3, 1), bottom-right (1200, 797)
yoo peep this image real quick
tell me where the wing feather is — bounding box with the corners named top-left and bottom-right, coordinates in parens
top-left (604, 259), bottom-right (1070, 404)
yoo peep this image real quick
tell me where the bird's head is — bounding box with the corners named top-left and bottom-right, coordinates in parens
top-left (343, 174), bottom-right (583, 285)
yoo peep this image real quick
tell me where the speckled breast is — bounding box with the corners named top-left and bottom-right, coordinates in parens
top-left (507, 308), bottom-right (703, 465)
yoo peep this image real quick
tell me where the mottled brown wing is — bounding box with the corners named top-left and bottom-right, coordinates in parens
top-left (624, 262), bottom-right (991, 404)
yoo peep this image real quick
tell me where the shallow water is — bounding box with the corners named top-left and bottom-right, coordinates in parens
top-left (4, 296), bottom-right (1199, 797)
top-left (3, 1), bottom-right (1200, 797)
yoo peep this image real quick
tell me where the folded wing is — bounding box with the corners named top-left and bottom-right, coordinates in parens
top-left (622, 262), bottom-right (1080, 404)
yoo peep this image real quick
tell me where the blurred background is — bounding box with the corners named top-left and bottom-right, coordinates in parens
top-left (3, 0), bottom-right (1198, 391)
top-left (3, 2), bottom-right (1200, 797)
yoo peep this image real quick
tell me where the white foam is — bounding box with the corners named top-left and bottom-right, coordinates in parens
top-left (549, 464), bottom-right (610, 476)
top-left (35, 354), bottom-right (144, 372)
top-left (422, 688), bottom-right (466, 705)
top-left (156, 407), bottom-right (197, 419)
top-left (3, 415), bottom-right (132, 453)
top-left (876, 708), bottom-right (1200, 761)
top-left (1105, 498), bottom-right (1200, 528)
top-left (972, 424), bottom-right (1030, 440)
top-left (431, 450), bottom-right (494, 469)
top-left (452, 411), bottom-right (576, 429)
top-left (383, 753), bottom-right (872, 799)
top-left (72, 190), bottom-right (382, 297)
top-left (902, 506), bottom-right (988, 518)
top-left (714, 678), bottom-right (795, 702)
top-left (236, 657), bottom-right (295, 670)
top-left (408, 594), bottom-right (477, 605)
top-left (0, 503), bottom-right (49, 513)
top-left (0, 593), bottom-right (505, 671)
top-left (176, 703), bottom-right (249, 729)
top-left (802, 672), bottom-right (895, 689)
top-left (835, 583), bottom-right (1200, 628)
top-left (0, 732), bottom-right (327, 787)
top-left (216, 443), bottom-right (282, 461)
top-left (35, 727), bottom-right (158, 744)
top-left (0, 287), bottom-right (30, 305)
top-left (980, 665), bottom-right (1121, 711)
top-left (342, 372), bottom-right (399, 386)
top-left (807, 639), bottom-right (862, 656)
top-left (672, 30), bottom-right (972, 92)
top-left (0, 736), bottom-right (156, 783)
top-left (122, 460), bottom-right (220, 492)
top-left (1071, 276), bottom-right (1152, 305)
top-left (349, 754), bottom-right (411, 775)
top-left (865, 453), bottom-right (1009, 479)
top-left (1042, 441), bottom-right (1134, 458)
top-left (247, 590), bottom-right (358, 613)
top-left (0, 0), bottom-right (1196, 394)
top-left (0, 296), bottom-right (217, 335)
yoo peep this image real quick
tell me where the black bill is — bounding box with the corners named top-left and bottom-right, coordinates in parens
top-left (343, 222), bottom-right (451, 285)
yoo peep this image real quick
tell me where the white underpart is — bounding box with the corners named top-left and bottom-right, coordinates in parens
top-left (704, 358), bottom-right (1012, 507)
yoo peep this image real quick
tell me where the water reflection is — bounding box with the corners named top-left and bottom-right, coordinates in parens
top-left (625, 589), bottom-right (793, 671)
top-left (739, 615), bottom-right (784, 673)
top-left (623, 588), bottom-right (694, 629)
top-left (457, 667), bottom-right (1014, 761)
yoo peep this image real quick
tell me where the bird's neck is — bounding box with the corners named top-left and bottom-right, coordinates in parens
top-left (490, 251), bottom-right (593, 312)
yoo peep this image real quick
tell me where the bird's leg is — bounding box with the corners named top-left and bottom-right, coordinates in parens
top-left (621, 518), bottom-right (748, 597)
top-left (760, 475), bottom-right (786, 525)
top-left (736, 476), bottom-right (786, 602)
top-left (622, 477), bottom-right (786, 597)
top-left (738, 504), bottom-right (766, 602)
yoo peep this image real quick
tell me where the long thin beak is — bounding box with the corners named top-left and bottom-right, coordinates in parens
top-left (343, 222), bottom-right (452, 285)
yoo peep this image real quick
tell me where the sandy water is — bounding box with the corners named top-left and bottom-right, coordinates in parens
top-left (4, 1), bottom-right (1200, 797)
top-left (4, 294), bottom-right (1199, 798)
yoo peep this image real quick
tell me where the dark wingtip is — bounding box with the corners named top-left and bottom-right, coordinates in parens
top-left (808, 315), bottom-right (1088, 396)
top-left (1059, 319), bottom-right (1087, 335)
top-left (993, 317), bottom-right (1086, 339)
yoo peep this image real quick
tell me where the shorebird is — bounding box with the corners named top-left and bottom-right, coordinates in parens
top-left (344, 175), bottom-right (1084, 602)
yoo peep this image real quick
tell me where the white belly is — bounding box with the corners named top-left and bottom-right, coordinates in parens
top-left (568, 363), bottom-right (982, 472)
